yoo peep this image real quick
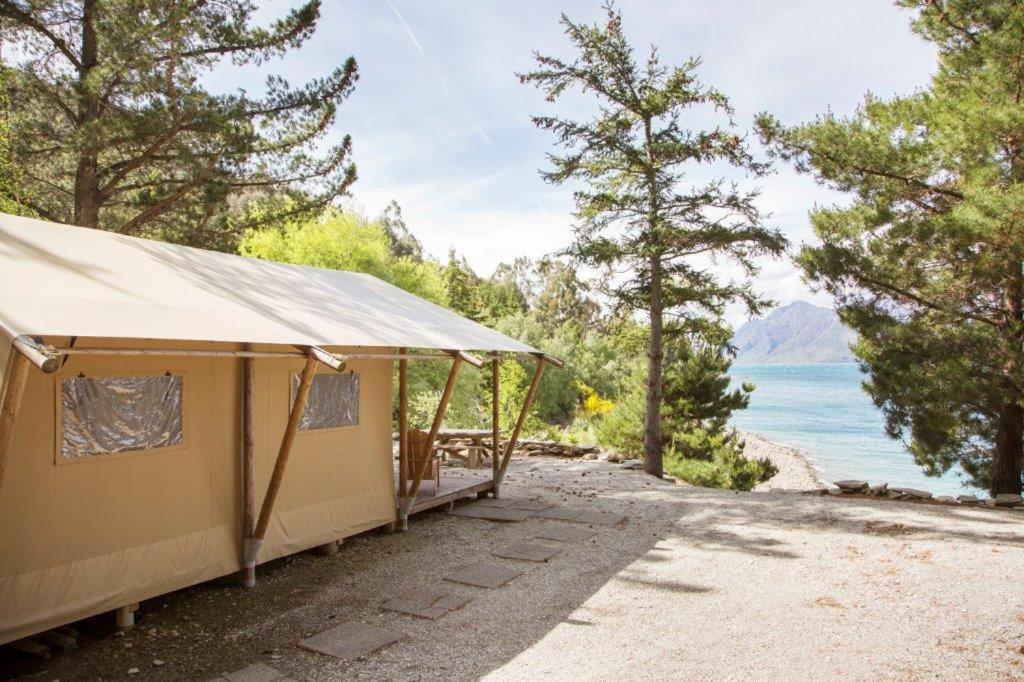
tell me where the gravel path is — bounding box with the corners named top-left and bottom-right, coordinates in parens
top-left (3, 456), bottom-right (1022, 680)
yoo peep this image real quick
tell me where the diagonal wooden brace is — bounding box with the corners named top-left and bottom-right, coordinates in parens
top-left (399, 356), bottom-right (463, 517)
top-left (247, 354), bottom-right (318, 571)
top-left (497, 355), bottom-right (546, 484)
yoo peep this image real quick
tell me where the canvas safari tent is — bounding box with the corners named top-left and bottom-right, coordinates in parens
top-left (0, 211), bottom-right (560, 645)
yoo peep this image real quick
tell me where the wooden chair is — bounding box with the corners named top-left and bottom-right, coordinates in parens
top-left (406, 429), bottom-right (440, 495)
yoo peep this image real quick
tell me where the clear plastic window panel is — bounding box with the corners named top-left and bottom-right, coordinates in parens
top-left (292, 372), bottom-right (360, 431)
top-left (60, 375), bottom-right (184, 458)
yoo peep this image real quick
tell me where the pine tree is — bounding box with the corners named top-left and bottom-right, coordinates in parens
top-left (758, 0), bottom-right (1024, 495)
top-left (520, 3), bottom-right (786, 477)
top-left (661, 322), bottom-right (751, 441)
top-left (0, 0), bottom-right (357, 249)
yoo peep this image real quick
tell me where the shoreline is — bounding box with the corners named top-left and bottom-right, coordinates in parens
top-left (739, 430), bottom-right (826, 491)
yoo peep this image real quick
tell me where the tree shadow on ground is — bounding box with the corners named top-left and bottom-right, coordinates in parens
top-left (1, 459), bottom-right (1019, 680)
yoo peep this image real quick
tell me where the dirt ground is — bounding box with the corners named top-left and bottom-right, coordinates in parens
top-left (2, 455), bottom-right (1023, 681)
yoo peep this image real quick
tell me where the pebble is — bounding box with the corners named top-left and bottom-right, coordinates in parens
top-left (153, 659), bottom-right (165, 667)
top-left (127, 668), bottom-right (140, 675)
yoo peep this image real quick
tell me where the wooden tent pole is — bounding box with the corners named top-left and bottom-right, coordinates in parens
top-left (491, 356), bottom-right (500, 497)
top-left (12, 336), bottom-right (60, 373)
top-left (497, 356), bottom-right (546, 483)
top-left (0, 351), bottom-right (31, 495)
top-left (400, 357), bottom-right (462, 517)
top-left (240, 346), bottom-right (257, 587)
top-left (397, 348), bottom-right (409, 531)
top-left (245, 355), bottom-right (318, 574)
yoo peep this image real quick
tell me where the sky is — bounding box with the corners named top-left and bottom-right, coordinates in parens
top-left (213, 1), bottom-right (937, 327)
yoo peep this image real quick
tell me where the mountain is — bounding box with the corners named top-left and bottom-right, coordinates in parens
top-left (732, 301), bottom-right (857, 364)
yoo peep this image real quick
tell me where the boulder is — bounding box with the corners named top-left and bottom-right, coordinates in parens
top-left (868, 483), bottom-right (889, 495)
top-left (956, 494), bottom-right (980, 505)
top-left (834, 480), bottom-right (869, 493)
top-left (934, 495), bottom-right (956, 504)
top-left (890, 487), bottom-right (933, 500)
top-left (621, 459), bottom-right (643, 470)
top-left (986, 494), bottom-right (1022, 508)
top-left (606, 452), bottom-right (622, 463)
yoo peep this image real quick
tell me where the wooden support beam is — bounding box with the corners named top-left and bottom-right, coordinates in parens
top-left (497, 355), bottom-right (546, 482)
top-left (57, 347), bottom-right (467, 363)
top-left (12, 335), bottom-right (60, 373)
top-left (240, 347), bottom-right (256, 588)
top-left (397, 348), bottom-right (409, 530)
top-left (491, 356), bottom-right (500, 496)
top-left (114, 602), bottom-right (138, 630)
top-left (302, 345), bottom-right (346, 371)
top-left (532, 351), bottom-right (565, 368)
top-left (445, 349), bottom-right (485, 368)
top-left (0, 351), bottom-right (31, 495)
top-left (401, 357), bottom-right (462, 514)
top-left (252, 355), bottom-right (317, 543)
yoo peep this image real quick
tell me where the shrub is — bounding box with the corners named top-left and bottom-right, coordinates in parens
top-left (664, 431), bottom-right (778, 491)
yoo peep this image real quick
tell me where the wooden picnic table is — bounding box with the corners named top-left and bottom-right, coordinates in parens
top-left (436, 428), bottom-right (494, 468)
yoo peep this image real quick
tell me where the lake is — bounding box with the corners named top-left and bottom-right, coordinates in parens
top-left (728, 363), bottom-right (982, 496)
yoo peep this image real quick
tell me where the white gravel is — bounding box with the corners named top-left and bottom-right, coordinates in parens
top-left (12, 452), bottom-right (1024, 681)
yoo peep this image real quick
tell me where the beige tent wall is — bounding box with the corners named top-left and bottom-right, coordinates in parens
top-left (0, 338), bottom-right (396, 645)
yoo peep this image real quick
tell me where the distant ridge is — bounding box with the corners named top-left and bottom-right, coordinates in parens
top-left (732, 301), bottom-right (856, 364)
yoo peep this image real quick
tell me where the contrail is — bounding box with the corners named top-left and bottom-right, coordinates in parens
top-left (384, 0), bottom-right (425, 57)
top-left (384, 0), bottom-right (495, 147)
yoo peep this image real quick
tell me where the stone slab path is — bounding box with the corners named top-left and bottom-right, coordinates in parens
top-left (492, 540), bottom-right (564, 562)
top-left (443, 561), bottom-right (524, 589)
top-left (448, 505), bottom-right (531, 522)
top-left (380, 588), bottom-right (473, 620)
top-left (532, 524), bottom-right (598, 543)
top-left (297, 621), bottom-right (402, 661)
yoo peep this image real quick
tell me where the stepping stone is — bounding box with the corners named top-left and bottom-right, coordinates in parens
top-left (533, 525), bottom-right (598, 543)
top-left (381, 587), bottom-right (473, 620)
top-left (298, 621), bottom-right (402, 660)
top-left (219, 662), bottom-right (290, 682)
top-left (492, 540), bottom-right (564, 562)
top-left (449, 505), bottom-right (531, 522)
top-left (503, 499), bottom-right (554, 512)
top-left (469, 497), bottom-right (516, 508)
top-left (531, 507), bottom-right (626, 526)
top-left (443, 561), bottom-right (523, 589)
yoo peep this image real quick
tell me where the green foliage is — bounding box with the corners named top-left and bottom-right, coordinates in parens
top-left (757, 0), bottom-right (1024, 494)
top-left (664, 431), bottom-right (777, 492)
top-left (662, 323), bottom-right (753, 441)
top-left (239, 208), bottom-right (448, 305)
top-left (520, 2), bottom-right (787, 474)
top-left (380, 200), bottom-right (424, 261)
top-left (593, 381), bottom-right (646, 458)
top-left (0, 62), bottom-right (31, 215)
top-left (1, 0), bottom-right (356, 248)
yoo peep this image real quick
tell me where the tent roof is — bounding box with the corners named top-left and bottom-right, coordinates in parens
top-left (0, 212), bottom-right (537, 353)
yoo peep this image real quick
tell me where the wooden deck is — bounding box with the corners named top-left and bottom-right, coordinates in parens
top-left (395, 468), bottom-right (494, 515)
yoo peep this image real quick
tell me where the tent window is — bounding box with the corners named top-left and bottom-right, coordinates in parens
top-left (60, 375), bottom-right (184, 459)
top-left (291, 372), bottom-right (359, 431)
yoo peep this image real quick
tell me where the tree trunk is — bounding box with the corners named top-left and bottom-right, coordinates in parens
top-left (991, 391), bottom-right (1023, 496)
top-left (992, 271), bottom-right (1024, 496)
top-left (644, 254), bottom-right (664, 478)
top-left (73, 0), bottom-right (101, 228)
